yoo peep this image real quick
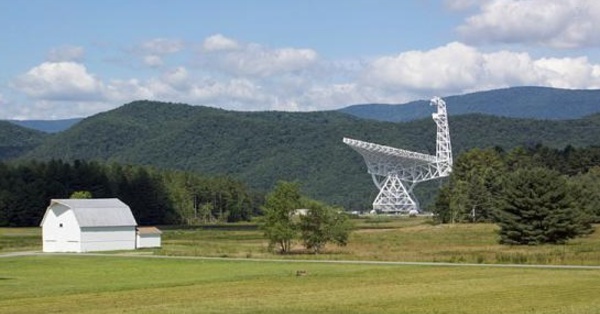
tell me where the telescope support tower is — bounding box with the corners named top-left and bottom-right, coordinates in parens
top-left (343, 97), bottom-right (452, 213)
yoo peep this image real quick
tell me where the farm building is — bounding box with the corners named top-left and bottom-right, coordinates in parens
top-left (40, 198), bottom-right (138, 253)
top-left (136, 226), bottom-right (162, 248)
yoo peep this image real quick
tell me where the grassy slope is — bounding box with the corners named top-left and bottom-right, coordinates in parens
top-left (1, 255), bottom-right (599, 313)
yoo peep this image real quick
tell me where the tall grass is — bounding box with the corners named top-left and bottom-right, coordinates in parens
top-left (0, 228), bottom-right (40, 252)
top-left (157, 218), bottom-right (600, 265)
top-left (4, 218), bottom-right (600, 265)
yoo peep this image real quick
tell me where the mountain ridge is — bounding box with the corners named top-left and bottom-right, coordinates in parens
top-left (5, 87), bottom-right (600, 134)
top-left (6, 100), bottom-right (599, 209)
top-left (340, 86), bottom-right (600, 122)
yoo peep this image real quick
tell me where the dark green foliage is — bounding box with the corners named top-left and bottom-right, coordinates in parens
top-left (496, 168), bottom-right (593, 245)
top-left (0, 160), bottom-right (257, 227)
top-left (1, 96), bottom-right (600, 212)
top-left (260, 181), bottom-right (353, 254)
top-left (4, 100), bottom-right (599, 211)
top-left (299, 200), bottom-right (353, 253)
top-left (434, 144), bottom-right (600, 226)
top-left (432, 148), bottom-right (506, 223)
top-left (260, 181), bottom-right (302, 253)
top-left (70, 191), bottom-right (92, 199)
top-left (569, 166), bottom-right (600, 223)
top-left (0, 121), bottom-right (47, 160)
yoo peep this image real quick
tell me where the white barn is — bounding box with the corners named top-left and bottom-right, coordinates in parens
top-left (136, 226), bottom-right (162, 248)
top-left (40, 198), bottom-right (138, 253)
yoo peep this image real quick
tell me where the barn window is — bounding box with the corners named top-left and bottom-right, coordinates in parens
top-left (59, 223), bottom-right (63, 228)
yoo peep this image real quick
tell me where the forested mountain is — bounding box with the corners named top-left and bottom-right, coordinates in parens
top-left (6, 87), bottom-right (599, 135)
top-left (7, 118), bottom-right (83, 133)
top-left (0, 121), bottom-right (47, 160)
top-left (7, 100), bottom-right (599, 209)
top-left (340, 86), bottom-right (600, 122)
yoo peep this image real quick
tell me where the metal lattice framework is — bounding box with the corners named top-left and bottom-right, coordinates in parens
top-left (343, 97), bottom-right (452, 213)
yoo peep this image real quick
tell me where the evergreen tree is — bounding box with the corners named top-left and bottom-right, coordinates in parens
top-left (495, 167), bottom-right (592, 245)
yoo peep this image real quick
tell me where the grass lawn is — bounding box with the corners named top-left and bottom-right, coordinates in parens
top-left (1, 255), bottom-right (600, 314)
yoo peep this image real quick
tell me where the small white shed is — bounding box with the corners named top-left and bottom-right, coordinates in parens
top-left (40, 198), bottom-right (138, 253)
top-left (136, 226), bottom-right (162, 248)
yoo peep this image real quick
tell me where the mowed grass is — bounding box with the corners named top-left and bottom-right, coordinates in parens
top-left (1, 255), bottom-right (600, 314)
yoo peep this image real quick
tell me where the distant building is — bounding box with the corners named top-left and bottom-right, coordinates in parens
top-left (40, 198), bottom-right (138, 253)
top-left (136, 226), bottom-right (162, 248)
top-left (293, 209), bottom-right (309, 216)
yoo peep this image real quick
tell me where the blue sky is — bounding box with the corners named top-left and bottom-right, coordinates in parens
top-left (1, 0), bottom-right (599, 119)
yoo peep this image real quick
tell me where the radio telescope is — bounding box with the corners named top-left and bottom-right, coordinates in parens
top-left (343, 97), bottom-right (452, 213)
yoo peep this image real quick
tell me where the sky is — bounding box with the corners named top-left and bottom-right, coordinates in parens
top-left (1, 0), bottom-right (600, 120)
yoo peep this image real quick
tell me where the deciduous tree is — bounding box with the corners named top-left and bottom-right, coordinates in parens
top-left (260, 181), bottom-right (302, 253)
top-left (299, 200), bottom-right (352, 253)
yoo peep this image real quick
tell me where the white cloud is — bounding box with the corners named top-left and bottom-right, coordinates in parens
top-left (534, 57), bottom-right (600, 88)
top-left (202, 34), bottom-right (240, 52)
top-left (143, 55), bottom-right (163, 67)
top-left (198, 35), bottom-right (319, 77)
top-left (363, 42), bottom-right (484, 93)
top-left (103, 78), bottom-right (155, 101)
top-left (458, 0), bottom-right (600, 48)
top-left (7, 32), bottom-right (600, 120)
top-left (444, 0), bottom-right (493, 11)
top-left (47, 45), bottom-right (85, 62)
top-left (221, 45), bottom-right (318, 77)
top-left (139, 38), bottom-right (184, 55)
top-left (362, 42), bottom-right (600, 98)
top-left (162, 66), bottom-right (189, 89)
top-left (13, 62), bottom-right (104, 101)
top-left (135, 38), bottom-right (184, 69)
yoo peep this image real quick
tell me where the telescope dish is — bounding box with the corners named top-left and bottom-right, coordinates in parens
top-left (343, 97), bottom-right (452, 213)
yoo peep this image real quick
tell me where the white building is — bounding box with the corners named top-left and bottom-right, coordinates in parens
top-left (40, 198), bottom-right (138, 253)
top-left (136, 226), bottom-right (162, 248)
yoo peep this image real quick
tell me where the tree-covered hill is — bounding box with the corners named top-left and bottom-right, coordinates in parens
top-left (9, 100), bottom-right (598, 209)
top-left (340, 86), bottom-right (600, 122)
top-left (0, 121), bottom-right (47, 160)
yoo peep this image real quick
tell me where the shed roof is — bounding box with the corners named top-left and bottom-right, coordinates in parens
top-left (41, 198), bottom-right (137, 227)
top-left (137, 226), bottom-right (162, 235)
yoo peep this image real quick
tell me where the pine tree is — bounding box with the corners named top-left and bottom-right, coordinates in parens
top-left (496, 167), bottom-right (591, 245)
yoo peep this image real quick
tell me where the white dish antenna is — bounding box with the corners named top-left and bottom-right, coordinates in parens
top-left (343, 97), bottom-right (452, 213)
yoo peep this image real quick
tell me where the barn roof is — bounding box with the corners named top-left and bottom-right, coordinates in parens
top-left (40, 198), bottom-right (137, 227)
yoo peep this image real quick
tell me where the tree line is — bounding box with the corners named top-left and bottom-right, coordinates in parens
top-left (0, 159), bottom-right (260, 227)
top-left (433, 144), bottom-right (600, 244)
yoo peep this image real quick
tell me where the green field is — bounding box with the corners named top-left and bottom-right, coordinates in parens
top-left (2, 218), bottom-right (600, 313)
top-left (157, 218), bottom-right (600, 265)
top-left (1, 255), bottom-right (600, 314)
